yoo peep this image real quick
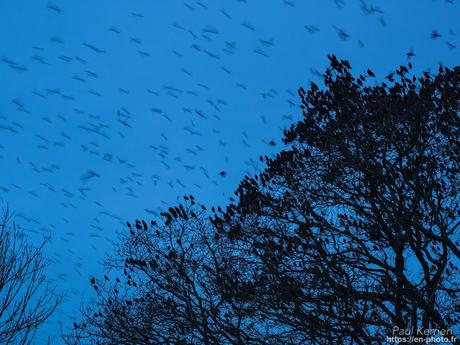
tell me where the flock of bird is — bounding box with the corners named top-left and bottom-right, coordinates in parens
top-left (0, 0), bottom-right (458, 342)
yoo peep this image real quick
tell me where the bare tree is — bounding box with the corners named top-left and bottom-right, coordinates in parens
top-left (0, 208), bottom-right (61, 344)
top-left (63, 202), bottom-right (264, 345)
top-left (219, 58), bottom-right (460, 344)
top-left (66, 59), bottom-right (460, 344)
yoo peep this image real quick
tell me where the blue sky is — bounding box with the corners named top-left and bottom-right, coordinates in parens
top-left (0, 0), bottom-right (458, 342)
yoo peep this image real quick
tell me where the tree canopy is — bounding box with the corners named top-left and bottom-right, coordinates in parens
top-left (65, 57), bottom-right (460, 345)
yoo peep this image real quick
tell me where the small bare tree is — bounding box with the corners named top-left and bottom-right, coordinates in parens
top-left (0, 208), bottom-right (61, 344)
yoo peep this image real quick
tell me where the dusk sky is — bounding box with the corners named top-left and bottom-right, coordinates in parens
top-left (0, 0), bottom-right (458, 342)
